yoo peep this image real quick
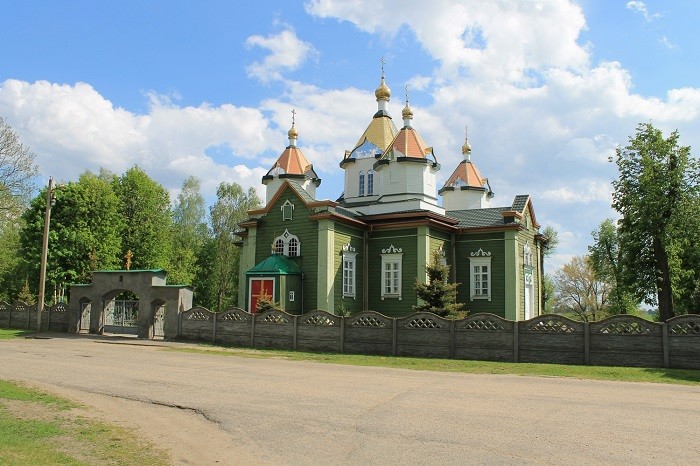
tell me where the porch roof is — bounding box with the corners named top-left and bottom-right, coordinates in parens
top-left (245, 254), bottom-right (302, 275)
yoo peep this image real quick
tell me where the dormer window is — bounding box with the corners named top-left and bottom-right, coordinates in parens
top-left (272, 229), bottom-right (301, 257)
top-left (281, 200), bottom-right (294, 221)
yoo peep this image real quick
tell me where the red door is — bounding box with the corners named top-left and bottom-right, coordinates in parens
top-left (249, 279), bottom-right (274, 313)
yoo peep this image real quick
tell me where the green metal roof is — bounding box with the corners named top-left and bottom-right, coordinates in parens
top-left (93, 269), bottom-right (166, 273)
top-left (246, 255), bottom-right (302, 275)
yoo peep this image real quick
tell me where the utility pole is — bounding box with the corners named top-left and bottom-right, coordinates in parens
top-left (37, 177), bottom-right (54, 331)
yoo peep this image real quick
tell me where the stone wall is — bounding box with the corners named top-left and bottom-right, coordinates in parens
top-left (177, 308), bottom-right (700, 370)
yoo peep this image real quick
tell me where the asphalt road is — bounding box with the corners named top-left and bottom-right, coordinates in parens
top-left (0, 334), bottom-right (698, 465)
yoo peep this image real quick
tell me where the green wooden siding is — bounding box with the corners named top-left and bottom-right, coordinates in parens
top-left (367, 231), bottom-right (418, 316)
top-left (455, 233), bottom-right (506, 317)
top-left (333, 223), bottom-right (365, 314)
top-left (253, 189), bottom-right (319, 311)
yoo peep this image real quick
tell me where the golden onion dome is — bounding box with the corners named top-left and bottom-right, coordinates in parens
top-left (402, 101), bottom-right (413, 119)
top-left (375, 76), bottom-right (391, 100)
top-left (288, 124), bottom-right (298, 139)
top-left (462, 139), bottom-right (472, 155)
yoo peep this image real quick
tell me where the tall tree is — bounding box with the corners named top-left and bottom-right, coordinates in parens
top-left (413, 249), bottom-right (464, 317)
top-left (19, 171), bottom-right (123, 298)
top-left (114, 166), bottom-right (172, 270)
top-left (0, 117), bottom-right (37, 218)
top-left (552, 255), bottom-right (610, 322)
top-left (169, 176), bottom-right (209, 286)
top-left (540, 225), bottom-right (559, 310)
top-left (611, 123), bottom-right (700, 320)
top-left (205, 182), bottom-right (260, 311)
top-left (589, 219), bottom-right (638, 314)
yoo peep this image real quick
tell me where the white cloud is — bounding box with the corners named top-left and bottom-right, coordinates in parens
top-left (245, 28), bottom-right (318, 83)
top-left (626, 1), bottom-right (661, 22)
top-left (660, 35), bottom-right (677, 50)
top-left (0, 79), bottom-right (276, 201)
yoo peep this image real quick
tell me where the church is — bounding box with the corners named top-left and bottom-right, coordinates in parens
top-left (237, 71), bottom-right (545, 320)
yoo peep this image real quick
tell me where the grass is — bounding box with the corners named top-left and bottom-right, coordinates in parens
top-left (0, 328), bottom-right (33, 340)
top-left (0, 380), bottom-right (167, 465)
top-left (172, 344), bottom-right (700, 386)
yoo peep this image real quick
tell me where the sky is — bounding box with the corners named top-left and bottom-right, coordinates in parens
top-left (1, 0), bottom-right (698, 272)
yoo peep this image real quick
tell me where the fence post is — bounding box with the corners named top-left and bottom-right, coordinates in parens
top-left (293, 315), bottom-right (298, 350)
top-left (177, 309), bottom-right (182, 338)
top-left (8, 305), bottom-right (12, 328)
top-left (213, 312), bottom-right (217, 343)
top-left (513, 320), bottom-right (519, 363)
top-left (584, 322), bottom-right (590, 365)
top-left (47, 305), bottom-right (52, 332)
top-left (449, 319), bottom-right (455, 359)
top-left (662, 322), bottom-right (670, 368)
top-left (340, 316), bottom-right (345, 354)
top-left (392, 318), bottom-right (398, 356)
top-left (250, 313), bottom-right (256, 347)
top-left (27, 305), bottom-right (31, 330)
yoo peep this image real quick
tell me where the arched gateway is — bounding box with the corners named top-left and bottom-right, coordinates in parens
top-left (69, 270), bottom-right (192, 339)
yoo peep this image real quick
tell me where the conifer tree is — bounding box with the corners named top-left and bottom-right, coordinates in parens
top-left (413, 249), bottom-right (465, 317)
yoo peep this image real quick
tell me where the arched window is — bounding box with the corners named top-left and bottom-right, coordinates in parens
top-left (288, 237), bottom-right (299, 257)
top-left (271, 230), bottom-right (301, 257)
top-left (367, 170), bottom-right (374, 195)
top-left (359, 171), bottom-right (365, 196)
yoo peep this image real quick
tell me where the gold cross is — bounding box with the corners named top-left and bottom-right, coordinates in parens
top-left (124, 250), bottom-right (133, 270)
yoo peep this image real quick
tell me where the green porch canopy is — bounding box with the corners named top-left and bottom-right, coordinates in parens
top-left (245, 254), bottom-right (302, 276)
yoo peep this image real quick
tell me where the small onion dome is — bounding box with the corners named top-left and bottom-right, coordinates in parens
top-left (375, 76), bottom-right (391, 101)
top-left (402, 101), bottom-right (413, 119)
top-left (462, 139), bottom-right (471, 156)
top-left (288, 124), bottom-right (298, 139)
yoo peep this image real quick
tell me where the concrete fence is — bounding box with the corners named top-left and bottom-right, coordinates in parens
top-left (178, 308), bottom-right (700, 370)
top-left (0, 301), bottom-right (70, 332)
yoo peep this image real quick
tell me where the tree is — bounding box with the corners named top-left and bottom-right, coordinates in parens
top-left (169, 176), bottom-right (209, 286)
top-left (552, 255), bottom-right (610, 322)
top-left (204, 182), bottom-right (260, 311)
top-left (19, 171), bottom-right (123, 295)
top-left (611, 123), bottom-right (700, 320)
top-left (589, 219), bottom-right (638, 314)
top-left (540, 225), bottom-right (559, 310)
top-left (114, 166), bottom-right (172, 270)
top-left (413, 249), bottom-right (465, 317)
top-left (0, 117), bottom-right (38, 218)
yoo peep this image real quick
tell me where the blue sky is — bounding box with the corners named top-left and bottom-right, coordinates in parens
top-left (1, 0), bottom-right (699, 271)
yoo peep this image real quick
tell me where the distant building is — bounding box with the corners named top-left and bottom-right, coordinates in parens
top-left (237, 71), bottom-right (545, 320)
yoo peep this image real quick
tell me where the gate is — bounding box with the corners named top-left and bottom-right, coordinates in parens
top-left (79, 302), bottom-right (91, 332)
top-left (153, 305), bottom-right (165, 338)
top-left (104, 300), bottom-right (138, 334)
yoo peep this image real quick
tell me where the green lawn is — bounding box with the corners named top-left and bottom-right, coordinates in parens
top-left (0, 328), bottom-right (33, 340)
top-left (172, 345), bottom-right (700, 385)
top-left (0, 380), bottom-right (167, 465)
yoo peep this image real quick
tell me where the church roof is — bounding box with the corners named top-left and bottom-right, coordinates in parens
top-left (382, 126), bottom-right (434, 160)
top-left (351, 114), bottom-right (398, 155)
top-left (266, 146), bottom-right (313, 177)
top-left (446, 207), bottom-right (511, 228)
top-left (439, 159), bottom-right (490, 194)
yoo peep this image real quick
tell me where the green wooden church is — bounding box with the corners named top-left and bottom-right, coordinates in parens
top-left (237, 71), bottom-right (545, 320)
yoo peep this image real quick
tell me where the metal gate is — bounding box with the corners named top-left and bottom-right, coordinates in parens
top-left (104, 300), bottom-right (138, 334)
top-left (153, 305), bottom-right (165, 338)
top-left (79, 302), bottom-right (91, 332)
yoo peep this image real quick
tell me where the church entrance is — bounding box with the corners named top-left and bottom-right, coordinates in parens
top-left (103, 292), bottom-right (139, 335)
top-left (249, 278), bottom-right (274, 313)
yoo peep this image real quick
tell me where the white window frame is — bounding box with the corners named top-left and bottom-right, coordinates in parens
top-left (523, 243), bottom-right (533, 266)
top-left (359, 171), bottom-right (365, 196)
top-left (342, 248), bottom-right (357, 299)
top-left (381, 245), bottom-right (403, 300)
top-left (281, 200), bottom-right (294, 221)
top-left (271, 229), bottom-right (301, 257)
top-left (367, 169), bottom-right (375, 195)
top-left (469, 250), bottom-right (492, 301)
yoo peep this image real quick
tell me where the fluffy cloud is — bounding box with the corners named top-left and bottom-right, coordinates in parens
top-left (245, 28), bottom-right (319, 83)
top-left (626, 1), bottom-right (661, 22)
top-left (0, 79), bottom-right (272, 200)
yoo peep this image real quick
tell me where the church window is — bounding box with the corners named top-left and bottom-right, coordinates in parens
top-left (272, 230), bottom-right (301, 257)
top-left (523, 243), bottom-right (533, 267)
top-left (288, 237), bottom-right (299, 257)
top-left (380, 245), bottom-right (403, 300)
top-left (281, 200), bottom-right (294, 221)
top-left (469, 250), bottom-right (492, 301)
top-left (359, 171), bottom-right (365, 196)
top-left (342, 245), bottom-right (357, 298)
top-left (367, 170), bottom-right (375, 195)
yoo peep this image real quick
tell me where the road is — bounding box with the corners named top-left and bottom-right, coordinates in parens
top-left (0, 334), bottom-right (698, 465)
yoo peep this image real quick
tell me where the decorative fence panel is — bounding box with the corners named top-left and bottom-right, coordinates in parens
top-left (519, 315), bottom-right (586, 365)
top-left (667, 314), bottom-right (700, 369)
top-left (179, 307), bottom-right (216, 342)
top-left (296, 311), bottom-right (342, 352)
top-left (215, 307), bottom-right (252, 346)
top-left (0, 302), bottom-right (70, 332)
top-left (253, 310), bottom-right (294, 349)
top-left (47, 303), bottom-right (69, 332)
top-left (454, 313), bottom-right (514, 362)
top-left (589, 315), bottom-right (664, 367)
top-left (396, 313), bottom-right (452, 358)
top-left (344, 311), bottom-right (394, 355)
